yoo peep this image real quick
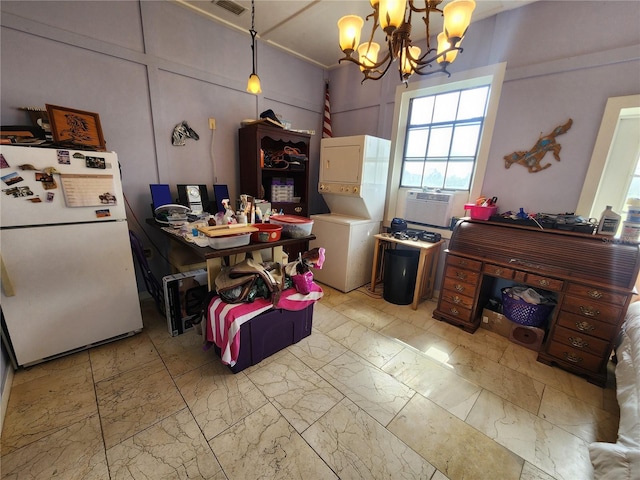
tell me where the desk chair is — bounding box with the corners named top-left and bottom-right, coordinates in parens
top-left (129, 230), bottom-right (164, 314)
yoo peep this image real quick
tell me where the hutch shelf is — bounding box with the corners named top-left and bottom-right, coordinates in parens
top-left (238, 123), bottom-right (310, 217)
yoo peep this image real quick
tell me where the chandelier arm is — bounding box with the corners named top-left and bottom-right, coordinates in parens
top-left (413, 63), bottom-right (452, 78)
top-left (408, 0), bottom-right (443, 14)
top-left (367, 8), bottom-right (381, 44)
top-left (364, 49), bottom-right (396, 81)
top-left (338, 43), bottom-right (393, 73)
top-left (415, 46), bottom-right (438, 64)
top-left (419, 45), bottom-right (463, 67)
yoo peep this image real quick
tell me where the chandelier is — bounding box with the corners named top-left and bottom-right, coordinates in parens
top-left (246, 0), bottom-right (262, 94)
top-left (337, 0), bottom-right (475, 83)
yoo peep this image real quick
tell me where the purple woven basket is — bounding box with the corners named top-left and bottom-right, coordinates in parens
top-left (501, 288), bottom-right (555, 327)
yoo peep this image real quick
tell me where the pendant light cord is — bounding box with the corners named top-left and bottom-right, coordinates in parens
top-left (250, 0), bottom-right (257, 75)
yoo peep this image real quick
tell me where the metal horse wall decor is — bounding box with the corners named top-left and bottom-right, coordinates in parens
top-left (171, 121), bottom-right (199, 146)
top-left (504, 118), bottom-right (573, 173)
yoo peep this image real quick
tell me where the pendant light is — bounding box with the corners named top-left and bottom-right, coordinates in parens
top-left (246, 0), bottom-right (261, 94)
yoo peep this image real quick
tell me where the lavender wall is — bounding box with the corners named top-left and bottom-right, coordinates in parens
top-left (328, 1), bottom-right (640, 216)
top-left (0, 1), bottom-right (329, 267)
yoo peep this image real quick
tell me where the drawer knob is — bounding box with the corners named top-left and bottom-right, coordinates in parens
top-left (452, 295), bottom-right (462, 304)
top-left (563, 352), bottom-right (583, 364)
top-left (587, 290), bottom-right (603, 299)
top-left (294, 206), bottom-right (302, 213)
top-left (537, 279), bottom-right (550, 287)
top-left (458, 260), bottom-right (468, 266)
top-left (575, 320), bottom-right (595, 332)
top-left (579, 305), bottom-right (600, 317)
top-left (455, 271), bottom-right (467, 280)
top-left (454, 284), bottom-right (465, 293)
top-left (449, 307), bottom-right (460, 316)
top-left (494, 268), bottom-right (504, 275)
top-left (568, 336), bottom-right (589, 349)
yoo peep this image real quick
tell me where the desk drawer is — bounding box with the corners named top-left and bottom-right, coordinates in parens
top-left (546, 341), bottom-right (602, 372)
top-left (523, 273), bottom-right (564, 292)
top-left (566, 284), bottom-right (627, 306)
top-left (447, 255), bottom-right (481, 272)
top-left (442, 276), bottom-right (477, 298)
top-left (440, 288), bottom-right (474, 309)
top-left (483, 264), bottom-right (515, 280)
top-left (438, 299), bottom-right (473, 322)
top-left (551, 325), bottom-right (610, 357)
top-left (557, 312), bottom-right (618, 341)
top-left (561, 295), bottom-right (622, 325)
top-left (445, 265), bottom-right (480, 285)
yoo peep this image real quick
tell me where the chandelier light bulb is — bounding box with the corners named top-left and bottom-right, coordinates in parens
top-left (443, 0), bottom-right (475, 44)
top-left (401, 46), bottom-right (421, 75)
top-left (437, 32), bottom-right (458, 64)
top-left (338, 15), bottom-right (364, 54)
top-left (358, 42), bottom-right (381, 71)
top-left (379, 0), bottom-right (407, 34)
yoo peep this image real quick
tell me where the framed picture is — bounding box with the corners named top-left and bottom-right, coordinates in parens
top-left (45, 104), bottom-right (106, 151)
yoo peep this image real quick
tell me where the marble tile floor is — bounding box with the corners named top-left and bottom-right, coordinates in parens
top-left (0, 284), bottom-right (620, 479)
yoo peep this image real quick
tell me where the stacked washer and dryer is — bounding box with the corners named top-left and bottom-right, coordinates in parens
top-left (310, 135), bottom-right (390, 292)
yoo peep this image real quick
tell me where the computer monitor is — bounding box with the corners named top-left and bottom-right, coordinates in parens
top-left (150, 184), bottom-right (172, 210)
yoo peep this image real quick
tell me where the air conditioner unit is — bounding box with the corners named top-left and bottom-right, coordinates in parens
top-left (402, 190), bottom-right (465, 228)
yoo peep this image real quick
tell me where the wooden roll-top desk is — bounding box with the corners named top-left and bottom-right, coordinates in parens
top-left (433, 219), bottom-right (640, 386)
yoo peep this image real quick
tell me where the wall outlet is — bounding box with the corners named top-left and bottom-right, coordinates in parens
top-left (482, 315), bottom-right (488, 323)
top-left (208, 118), bottom-right (216, 130)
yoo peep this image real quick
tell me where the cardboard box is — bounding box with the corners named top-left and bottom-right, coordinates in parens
top-left (480, 308), bottom-right (514, 338)
top-left (163, 269), bottom-right (209, 336)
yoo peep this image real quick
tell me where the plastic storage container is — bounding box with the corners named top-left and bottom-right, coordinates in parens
top-left (501, 288), bottom-right (555, 327)
top-left (269, 215), bottom-right (314, 238)
top-left (383, 249), bottom-right (419, 305)
top-left (627, 198), bottom-right (640, 223)
top-left (250, 223), bottom-right (282, 243)
top-left (464, 203), bottom-right (498, 221)
top-left (622, 222), bottom-right (640, 243)
top-left (208, 232), bottom-right (251, 249)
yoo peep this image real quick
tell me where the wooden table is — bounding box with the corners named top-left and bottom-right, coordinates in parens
top-left (146, 218), bottom-right (315, 289)
top-left (370, 233), bottom-right (444, 310)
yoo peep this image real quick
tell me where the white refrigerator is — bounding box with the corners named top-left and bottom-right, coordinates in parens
top-left (0, 145), bottom-right (142, 367)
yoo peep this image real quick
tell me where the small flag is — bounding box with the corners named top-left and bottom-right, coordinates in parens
top-left (322, 83), bottom-right (332, 138)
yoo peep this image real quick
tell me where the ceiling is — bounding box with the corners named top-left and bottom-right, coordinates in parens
top-left (173, 0), bottom-right (537, 69)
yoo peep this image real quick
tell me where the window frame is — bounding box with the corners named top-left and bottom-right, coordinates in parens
top-left (384, 63), bottom-right (507, 226)
top-left (576, 94), bottom-right (640, 220)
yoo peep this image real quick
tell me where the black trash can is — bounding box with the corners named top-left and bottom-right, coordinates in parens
top-left (383, 249), bottom-right (419, 305)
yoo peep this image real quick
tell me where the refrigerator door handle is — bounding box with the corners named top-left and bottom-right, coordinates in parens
top-left (1, 254), bottom-right (16, 296)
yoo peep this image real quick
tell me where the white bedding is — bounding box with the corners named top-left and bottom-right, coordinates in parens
top-left (589, 301), bottom-right (640, 479)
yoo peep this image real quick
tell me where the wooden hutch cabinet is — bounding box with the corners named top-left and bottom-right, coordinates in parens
top-left (433, 219), bottom-right (640, 386)
top-left (238, 123), bottom-right (310, 217)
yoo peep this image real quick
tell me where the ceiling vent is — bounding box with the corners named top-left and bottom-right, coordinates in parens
top-left (213, 0), bottom-right (245, 16)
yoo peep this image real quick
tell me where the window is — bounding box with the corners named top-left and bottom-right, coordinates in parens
top-left (385, 63), bottom-right (506, 226)
top-left (626, 158), bottom-right (640, 213)
top-left (401, 86), bottom-right (489, 190)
